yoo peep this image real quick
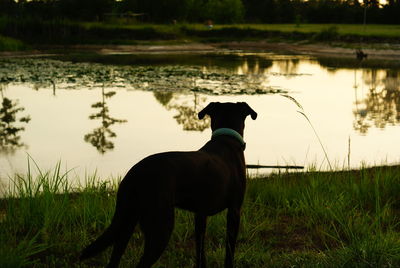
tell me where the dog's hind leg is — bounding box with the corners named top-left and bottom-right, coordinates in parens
top-left (136, 207), bottom-right (175, 268)
top-left (195, 213), bottom-right (207, 268)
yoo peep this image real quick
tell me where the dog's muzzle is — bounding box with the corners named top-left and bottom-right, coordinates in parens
top-left (211, 128), bottom-right (246, 150)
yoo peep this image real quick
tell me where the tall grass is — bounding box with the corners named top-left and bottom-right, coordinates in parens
top-left (1, 161), bottom-right (400, 267)
top-left (0, 159), bottom-right (120, 267)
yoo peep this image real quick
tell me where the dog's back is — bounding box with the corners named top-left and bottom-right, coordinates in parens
top-left (119, 141), bottom-right (244, 213)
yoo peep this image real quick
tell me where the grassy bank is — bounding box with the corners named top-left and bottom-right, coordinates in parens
top-left (1, 163), bottom-right (400, 267)
top-left (1, 17), bottom-right (400, 51)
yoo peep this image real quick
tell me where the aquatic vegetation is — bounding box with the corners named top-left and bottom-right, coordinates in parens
top-left (0, 58), bottom-right (287, 95)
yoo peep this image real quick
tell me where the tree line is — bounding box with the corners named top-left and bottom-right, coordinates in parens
top-left (1, 0), bottom-right (399, 24)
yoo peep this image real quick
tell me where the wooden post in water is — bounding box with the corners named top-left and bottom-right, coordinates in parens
top-left (246, 164), bottom-right (304, 170)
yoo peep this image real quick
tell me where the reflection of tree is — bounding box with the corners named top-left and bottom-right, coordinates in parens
top-left (154, 91), bottom-right (210, 131)
top-left (84, 87), bottom-right (127, 154)
top-left (0, 85), bottom-right (31, 153)
top-left (153, 90), bottom-right (173, 106)
top-left (171, 94), bottom-right (210, 131)
top-left (235, 56), bottom-right (273, 75)
top-left (275, 59), bottom-right (300, 75)
top-left (353, 70), bottom-right (400, 134)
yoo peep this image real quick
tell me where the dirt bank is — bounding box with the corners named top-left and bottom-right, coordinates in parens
top-left (216, 41), bottom-right (400, 61)
top-left (74, 41), bottom-right (400, 61)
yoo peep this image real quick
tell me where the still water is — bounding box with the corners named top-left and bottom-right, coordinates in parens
top-left (0, 52), bottom-right (399, 186)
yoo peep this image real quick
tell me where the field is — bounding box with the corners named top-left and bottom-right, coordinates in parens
top-left (225, 24), bottom-right (400, 37)
top-left (64, 22), bottom-right (400, 39)
top-left (1, 162), bottom-right (400, 267)
top-left (1, 19), bottom-right (400, 51)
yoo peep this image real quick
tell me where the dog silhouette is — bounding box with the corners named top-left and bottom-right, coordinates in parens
top-left (80, 102), bottom-right (257, 268)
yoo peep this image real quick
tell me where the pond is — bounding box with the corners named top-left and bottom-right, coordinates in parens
top-left (0, 52), bottom-right (399, 187)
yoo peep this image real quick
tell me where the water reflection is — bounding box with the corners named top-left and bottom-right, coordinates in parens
top-left (84, 87), bottom-right (127, 153)
top-left (154, 91), bottom-right (210, 131)
top-left (274, 59), bottom-right (300, 76)
top-left (1, 53), bottom-right (400, 180)
top-left (231, 56), bottom-right (273, 75)
top-left (0, 55), bottom-right (399, 137)
top-left (0, 85), bottom-right (31, 153)
top-left (353, 69), bottom-right (400, 134)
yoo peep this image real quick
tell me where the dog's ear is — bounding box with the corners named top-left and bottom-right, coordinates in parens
top-left (239, 102), bottom-right (257, 120)
top-left (198, 102), bottom-right (219, 119)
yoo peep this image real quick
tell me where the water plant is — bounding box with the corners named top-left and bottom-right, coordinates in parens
top-left (0, 57), bottom-right (286, 95)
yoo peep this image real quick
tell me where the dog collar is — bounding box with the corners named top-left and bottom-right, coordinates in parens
top-left (212, 128), bottom-right (246, 150)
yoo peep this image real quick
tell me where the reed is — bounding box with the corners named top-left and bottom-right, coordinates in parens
top-left (281, 93), bottom-right (333, 170)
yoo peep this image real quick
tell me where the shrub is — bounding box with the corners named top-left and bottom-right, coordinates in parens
top-left (313, 25), bottom-right (339, 41)
top-left (0, 35), bottom-right (26, 51)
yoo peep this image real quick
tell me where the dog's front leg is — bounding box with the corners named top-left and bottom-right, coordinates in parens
top-left (195, 213), bottom-right (207, 268)
top-left (225, 208), bottom-right (240, 268)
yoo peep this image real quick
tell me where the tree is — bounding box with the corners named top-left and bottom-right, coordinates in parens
top-left (204, 0), bottom-right (244, 23)
top-left (242, 0), bottom-right (277, 23)
top-left (0, 0), bottom-right (17, 15)
top-left (57, 0), bottom-right (115, 20)
top-left (382, 0), bottom-right (400, 23)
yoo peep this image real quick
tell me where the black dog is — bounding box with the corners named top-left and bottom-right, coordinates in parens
top-left (80, 102), bottom-right (257, 268)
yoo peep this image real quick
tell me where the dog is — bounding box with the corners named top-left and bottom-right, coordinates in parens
top-left (80, 102), bottom-right (257, 268)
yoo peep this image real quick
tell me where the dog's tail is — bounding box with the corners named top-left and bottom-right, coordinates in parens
top-left (80, 219), bottom-right (118, 260)
top-left (80, 183), bottom-right (139, 261)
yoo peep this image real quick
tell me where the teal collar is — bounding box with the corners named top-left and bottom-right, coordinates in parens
top-left (211, 128), bottom-right (246, 150)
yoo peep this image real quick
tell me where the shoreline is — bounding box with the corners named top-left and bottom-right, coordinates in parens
top-left (2, 164), bottom-right (399, 198)
top-left (1, 41), bottom-right (400, 61)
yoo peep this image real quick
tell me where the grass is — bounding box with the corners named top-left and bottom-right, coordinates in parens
top-left (223, 24), bottom-right (400, 38)
top-left (1, 160), bottom-right (400, 267)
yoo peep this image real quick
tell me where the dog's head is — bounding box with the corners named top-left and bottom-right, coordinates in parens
top-left (198, 102), bottom-right (257, 136)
